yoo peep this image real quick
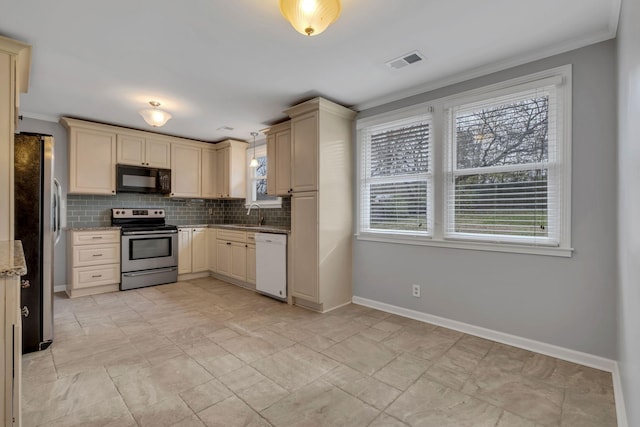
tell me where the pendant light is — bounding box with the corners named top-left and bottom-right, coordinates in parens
top-left (139, 101), bottom-right (172, 127)
top-left (279, 0), bottom-right (342, 36)
top-left (249, 132), bottom-right (259, 168)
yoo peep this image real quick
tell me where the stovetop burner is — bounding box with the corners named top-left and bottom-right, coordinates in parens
top-left (119, 224), bottom-right (178, 232)
top-left (111, 208), bottom-right (176, 232)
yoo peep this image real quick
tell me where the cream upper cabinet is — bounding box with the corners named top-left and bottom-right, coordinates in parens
top-left (265, 122), bottom-right (292, 196)
top-left (290, 112), bottom-right (318, 192)
top-left (62, 119), bottom-right (117, 196)
top-left (171, 143), bottom-right (202, 198)
top-left (202, 147), bottom-right (218, 199)
top-left (215, 139), bottom-right (247, 199)
top-left (118, 135), bottom-right (171, 169)
top-left (191, 228), bottom-right (208, 273)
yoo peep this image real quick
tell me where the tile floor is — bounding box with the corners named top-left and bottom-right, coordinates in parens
top-left (22, 277), bottom-right (617, 427)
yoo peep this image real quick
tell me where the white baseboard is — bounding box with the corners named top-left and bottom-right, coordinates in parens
top-left (351, 296), bottom-right (616, 372)
top-left (612, 364), bottom-right (629, 427)
top-left (54, 285), bottom-right (66, 293)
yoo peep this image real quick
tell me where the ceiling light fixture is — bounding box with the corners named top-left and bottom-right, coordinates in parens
top-left (279, 0), bottom-right (342, 37)
top-left (249, 132), bottom-right (259, 168)
top-left (139, 101), bottom-right (172, 127)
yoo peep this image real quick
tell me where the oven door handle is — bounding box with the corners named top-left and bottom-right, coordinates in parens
top-left (122, 230), bottom-right (178, 236)
top-left (122, 267), bottom-right (177, 277)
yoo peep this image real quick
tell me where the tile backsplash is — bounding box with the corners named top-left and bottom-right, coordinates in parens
top-left (66, 194), bottom-right (291, 228)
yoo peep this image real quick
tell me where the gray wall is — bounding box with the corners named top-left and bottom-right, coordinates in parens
top-left (354, 40), bottom-right (618, 359)
top-left (18, 117), bottom-right (68, 289)
top-left (617, 0), bottom-right (640, 423)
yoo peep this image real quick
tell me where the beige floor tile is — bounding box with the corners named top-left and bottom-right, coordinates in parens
top-left (55, 343), bottom-right (144, 378)
top-left (323, 364), bottom-right (402, 410)
top-left (387, 377), bottom-right (502, 427)
top-left (22, 349), bottom-right (58, 383)
top-left (370, 413), bottom-right (410, 427)
top-left (179, 378), bottom-right (233, 413)
top-left (218, 365), bottom-right (269, 392)
top-left (561, 388), bottom-right (617, 427)
top-left (218, 335), bottom-right (281, 363)
top-left (523, 354), bottom-right (615, 394)
top-left (301, 315), bottom-right (368, 342)
top-left (206, 327), bottom-right (241, 342)
top-left (252, 343), bottom-right (338, 391)
top-left (374, 353), bottom-right (432, 390)
top-left (42, 396), bottom-right (136, 427)
top-left (323, 334), bottom-right (398, 375)
top-left (131, 395), bottom-right (195, 427)
top-left (262, 380), bottom-right (379, 426)
top-left (197, 396), bottom-right (270, 427)
top-left (496, 410), bottom-right (543, 427)
top-left (171, 414), bottom-right (207, 427)
top-left (236, 378), bottom-right (290, 411)
top-left (358, 327), bottom-right (394, 342)
top-left (143, 343), bottom-right (185, 366)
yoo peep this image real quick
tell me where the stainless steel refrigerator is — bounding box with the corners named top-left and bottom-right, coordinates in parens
top-left (14, 133), bottom-right (61, 353)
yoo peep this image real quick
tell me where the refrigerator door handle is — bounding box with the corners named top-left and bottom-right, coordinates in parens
top-left (53, 178), bottom-right (61, 244)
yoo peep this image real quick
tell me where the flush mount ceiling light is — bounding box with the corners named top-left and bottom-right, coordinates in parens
top-left (279, 0), bottom-right (342, 36)
top-left (249, 132), bottom-right (259, 168)
top-left (139, 101), bottom-right (172, 127)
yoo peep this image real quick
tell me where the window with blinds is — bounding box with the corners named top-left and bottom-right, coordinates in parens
top-left (359, 115), bottom-right (432, 235)
top-left (356, 66), bottom-right (571, 255)
top-left (445, 86), bottom-right (561, 245)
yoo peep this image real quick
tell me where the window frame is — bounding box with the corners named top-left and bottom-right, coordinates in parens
top-left (245, 144), bottom-right (282, 209)
top-left (356, 65), bottom-right (573, 257)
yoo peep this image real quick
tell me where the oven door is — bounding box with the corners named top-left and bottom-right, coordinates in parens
top-left (121, 230), bottom-right (178, 273)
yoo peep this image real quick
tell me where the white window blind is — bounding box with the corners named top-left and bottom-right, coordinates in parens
top-left (445, 85), bottom-right (562, 246)
top-left (359, 115), bottom-right (432, 236)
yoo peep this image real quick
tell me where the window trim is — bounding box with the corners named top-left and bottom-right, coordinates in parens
top-left (356, 65), bottom-right (573, 257)
top-left (245, 144), bottom-right (282, 209)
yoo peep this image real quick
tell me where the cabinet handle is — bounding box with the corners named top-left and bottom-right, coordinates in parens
top-left (92, 274), bottom-right (103, 278)
top-left (92, 236), bottom-right (103, 239)
top-left (226, 242), bottom-right (231, 245)
top-left (21, 306), bottom-right (29, 318)
top-left (21, 280), bottom-right (30, 289)
top-left (92, 254), bottom-right (103, 257)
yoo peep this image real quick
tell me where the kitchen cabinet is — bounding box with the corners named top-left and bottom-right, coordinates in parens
top-left (62, 119), bottom-right (117, 196)
top-left (215, 139), bottom-right (248, 198)
top-left (171, 143), bottom-right (202, 198)
top-left (1, 273), bottom-right (21, 427)
top-left (216, 229), bottom-right (247, 282)
top-left (201, 147), bottom-right (218, 199)
top-left (0, 35), bottom-right (31, 241)
top-left (284, 98), bottom-right (356, 312)
top-left (265, 122), bottom-right (291, 196)
top-left (207, 228), bottom-right (217, 272)
top-left (117, 134), bottom-right (171, 169)
top-left (178, 227), bottom-right (208, 275)
top-left (246, 232), bottom-right (256, 285)
top-left (67, 229), bottom-right (120, 298)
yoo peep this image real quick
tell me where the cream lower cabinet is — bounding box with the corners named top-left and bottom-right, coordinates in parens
top-left (67, 230), bottom-right (120, 298)
top-left (207, 228), bottom-right (217, 272)
top-left (291, 192), bottom-right (319, 302)
top-left (246, 232), bottom-right (256, 285)
top-left (1, 274), bottom-right (22, 426)
top-left (178, 227), bottom-right (207, 275)
top-left (216, 229), bottom-right (247, 282)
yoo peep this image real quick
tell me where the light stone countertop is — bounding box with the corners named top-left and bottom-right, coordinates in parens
top-left (0, 240), bottom-right (27, 278)
top-left (180, 224), bottom-right (291, 234)
top-left (66, 226), bottom-right (121, 232)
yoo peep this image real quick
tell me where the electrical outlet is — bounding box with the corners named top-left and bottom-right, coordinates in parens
top-left (412, 284), bottom-right (421, 298)
top-left (208, 208), bottom-right (213, 215)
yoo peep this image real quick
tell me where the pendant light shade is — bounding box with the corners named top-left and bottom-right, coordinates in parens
top-left (279, 0), bottom-right (342, 36)
top-left (250, 132), bottom-right (259, 168)
top-left (139, 101), bottom-right (172, 127)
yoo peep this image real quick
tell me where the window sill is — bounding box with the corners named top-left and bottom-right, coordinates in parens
top-left (355, 233), bottom-right (574, 257)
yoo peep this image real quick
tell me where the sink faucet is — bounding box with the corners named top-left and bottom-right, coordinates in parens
top-left (246, 203), bottom-right (264, 226)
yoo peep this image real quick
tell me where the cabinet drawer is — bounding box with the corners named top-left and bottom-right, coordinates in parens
top-left (72, 230), bottom-right (120, 245)
top-left (216, 229), bottom-right (246, 243)
top-left (72, 264), bottom-right (120, 289)
top-left (72, 243), bottom-right (120, 267)
top-left (246, 232), bottom-right (256, 244)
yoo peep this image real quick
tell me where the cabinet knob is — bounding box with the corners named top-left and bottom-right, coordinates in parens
top-left (171, 193), bottom-right (175, 196)
top-left (288, 189), bottom-right (293, 193)
top-left (112, 190), bottom-right (116, 194)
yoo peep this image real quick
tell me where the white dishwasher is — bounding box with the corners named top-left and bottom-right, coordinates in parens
top-left (255, 233), bottom-right (287, 300)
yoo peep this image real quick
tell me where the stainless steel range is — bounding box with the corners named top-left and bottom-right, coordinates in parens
top-left (112, 208), bottom-right (178, 290)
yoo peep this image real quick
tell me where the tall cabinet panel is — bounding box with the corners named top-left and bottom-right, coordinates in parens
top-left (285, 98), bottom-right (356, 312)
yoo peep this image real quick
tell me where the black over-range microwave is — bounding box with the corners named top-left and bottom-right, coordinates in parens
top-left (116, 164), bottom-right (171, 194)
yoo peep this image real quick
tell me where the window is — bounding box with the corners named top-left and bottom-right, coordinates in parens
top-left (246, 145), bottom-right (281, 208)
top-left (357, 66), bottom-right (572, 256)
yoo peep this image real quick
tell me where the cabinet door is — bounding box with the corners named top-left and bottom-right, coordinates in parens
top-left (207, 229), bottom-right (217, 272)
top-left (266, 134), bottom-right (277, 196)
top-left (191, 228), bottom-right (208, 273)
top-left (116, 134), bottom-right (145, 166)
top-left (291, 112), bottom-right (318, 192)
top-left (246, 244), bottom-right (256, 285)
top-left (291, 192), bottom-right (318, 302)
top-left (171, 144), bottom-right (202, 198)
top-left (216, 147), bottom-right (230, 198)
top-left (216, 240), bottom-right (231, 276)
top-left (275, 129), bottom-right (292, 196)
top-left (201, 148), bottom-right (218, 199)
top-left (178, 228), bottom-right (192, 274)
top-left (69, 128), bottom-right (117, 195)
top-left (146, 139), bottom-right (171, 169)
top-left (227, 143), bottom-right (247, 198)
top-left (230, 242), bottom-right (247, 281)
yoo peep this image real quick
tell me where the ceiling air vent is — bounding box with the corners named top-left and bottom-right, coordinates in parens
top-left (386, 51), bottom-right (425, 70)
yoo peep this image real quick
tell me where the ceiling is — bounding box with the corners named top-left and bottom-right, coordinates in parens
top-left (0, 0), bottom-right (620, 142)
